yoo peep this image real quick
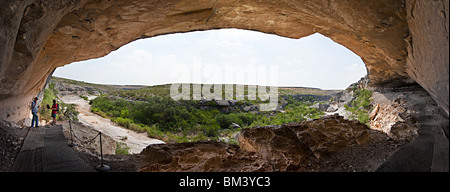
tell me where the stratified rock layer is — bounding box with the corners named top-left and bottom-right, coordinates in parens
top-left (238, 125), bottom-right (317, 171)
top-left (139, 141), bottom-right (274, 172)
top-left (0, 0), bottom-right (448, 122)
top-left (138, 115), bottom-right (381, 172)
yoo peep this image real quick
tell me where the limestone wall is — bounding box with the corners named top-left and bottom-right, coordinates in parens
top-left (405, 0), bottom-right (449, 115)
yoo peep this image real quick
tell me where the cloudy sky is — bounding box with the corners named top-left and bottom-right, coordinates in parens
top-left (53, 29), bottom-right (367, 90)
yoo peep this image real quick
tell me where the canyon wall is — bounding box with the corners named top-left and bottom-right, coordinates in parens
top-left (405, 0), bottom-right (449, 115)
top-left (0, 0), bottom-right (448, 123)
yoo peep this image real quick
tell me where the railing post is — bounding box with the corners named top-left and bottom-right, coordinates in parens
top-left (95, 132), bottom-right (110, 172)
top-left (68, 120), bottom-right (78, 147)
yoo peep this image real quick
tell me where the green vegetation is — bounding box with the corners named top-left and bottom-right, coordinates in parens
top-left (91, 96), bottom-right (241, 142)
top-left (50, 76), bottom-right (333, 144)
top-left (39, 83), bottom-right (79, 122)
top-left (115, 142), bottom-right (130, 155)
top-left (90, 93), bottom-right (325, 143)
top-left (345, 89), bottom-right (373, 124)
top-left (79, 95), bottom-right (88, 101)
top-left (278, 87), bottom-right (340, 96)
top-left (249, 97), bottom-right (323, 127)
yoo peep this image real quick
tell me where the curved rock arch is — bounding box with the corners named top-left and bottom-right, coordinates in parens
top-left (0, 0), bottom-right (448, 122)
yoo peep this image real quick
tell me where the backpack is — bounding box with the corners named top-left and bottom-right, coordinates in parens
top-left (53, 103), bottom-right (59, 112)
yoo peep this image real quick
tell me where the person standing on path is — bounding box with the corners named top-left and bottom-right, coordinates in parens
top-left (31, 97), bottom-right (39, 127)
top-left (51, 99), bottom-right (59, 125)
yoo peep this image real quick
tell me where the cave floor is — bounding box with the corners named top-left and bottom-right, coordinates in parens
top-left (12, 125), bottom-right (95, 172)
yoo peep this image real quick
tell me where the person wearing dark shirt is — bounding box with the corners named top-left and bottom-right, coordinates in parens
top-left (31, 97), bottom-right (39, 128)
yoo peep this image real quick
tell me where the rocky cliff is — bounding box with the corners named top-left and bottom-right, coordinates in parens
top-left (0, 0), bottom-right (448, 123)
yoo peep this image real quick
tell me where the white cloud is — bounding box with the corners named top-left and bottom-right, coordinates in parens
top-left (127, 49), bottom-right (153, 64)
top-left (346, 63), bottom-right (366, 72)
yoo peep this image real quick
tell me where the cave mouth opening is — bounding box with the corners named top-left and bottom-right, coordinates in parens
top-left (48, 28), bottom-right (371, 155)
top-left (53, 28), bottom-right (367, 91)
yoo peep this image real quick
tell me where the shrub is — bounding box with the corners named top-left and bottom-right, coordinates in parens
top-left (116, 142), bottom-right (130, 155)
top-left (79, 95), bottom-right (88, 101)
top-left (113, 117), bottom-right (133, 128)
top-left (120, 109), bottom-right (129, 118)
top-left (345, 89), bottom-right (373, 124)
top-left (60, 103), bottom-right (79, 121)
top-left (215, 113), bottom-right (243, 129)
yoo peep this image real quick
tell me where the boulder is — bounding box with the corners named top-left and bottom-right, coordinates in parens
top-left (311, 103), bottom-right (331, 111)
top-left (319, 103), bottom-right (330, 111)
top-left (286, 115), bottom-right (373, 158)
top-left (243, 105), bottom-right (258, 112)
top-left (326, 105), bottom-right (338, 112)
top-left (239, 126), bottom-right (317, 171)
top-left (389, 121), bottom-right (418, 141)
top-left (230, 122), bottom-right (241, 129)
top-left (215, 100), bottom-right (230, 107)
top-left (369, 104), bottom-right (380, 120)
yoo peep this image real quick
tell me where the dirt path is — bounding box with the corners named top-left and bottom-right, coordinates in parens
top-left (60, 95), bottom-right (164, 154)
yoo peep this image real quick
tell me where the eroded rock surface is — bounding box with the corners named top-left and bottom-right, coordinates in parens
top-left (139, 141), bottom-right (273, 172)
top-left (287, 115), bottom-right (373, 158)
top-left (239, 126), bottom-right (317, 171)
top-left (138, 115), bottom-right (391, 172)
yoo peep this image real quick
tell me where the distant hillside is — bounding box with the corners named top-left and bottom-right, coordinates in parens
top-left (50, 77), bottom-right (118, 96)
top-left (50, 76), bottom-right (342, 99)
top-left (278, 86), bottom-right (341, 96)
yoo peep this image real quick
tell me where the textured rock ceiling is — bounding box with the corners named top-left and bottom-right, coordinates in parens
top-left (0, 0), bottom-right (448, 122)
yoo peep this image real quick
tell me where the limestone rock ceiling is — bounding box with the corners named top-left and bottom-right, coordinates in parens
top-left (0, 0), bottom-right (448, 122)
top-left (46, 0), bottom-right (410, 83)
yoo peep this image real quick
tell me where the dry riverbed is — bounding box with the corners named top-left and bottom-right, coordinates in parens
top-left (60, 95), bottom-right (164, 154)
